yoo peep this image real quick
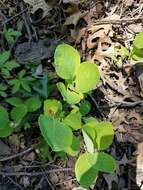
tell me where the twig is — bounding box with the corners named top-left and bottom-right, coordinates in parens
top-left (7, 176), bottom-right (24, 190)
top-left (0, 147), bottom-right (33, 162)
top-left (88, 94), bottom-right (106, 118)
top-left (116, 100), bottom-right (143, 108)
top-left (0, 168), bottom-right (73, 177)
top-left (93, 16), bottom-right (143, 25)
top-left (3, 8), bottom-right (28, 24)
top-left (56, 178), bottom-right (76, 186)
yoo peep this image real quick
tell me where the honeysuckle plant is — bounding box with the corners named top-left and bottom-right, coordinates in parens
top-left (39, 44), bottom-right (117, 188)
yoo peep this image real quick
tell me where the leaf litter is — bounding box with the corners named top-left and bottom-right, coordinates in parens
top-left (0, 0), bottom-right (143, 189)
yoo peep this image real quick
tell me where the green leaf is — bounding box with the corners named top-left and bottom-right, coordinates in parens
top-left (21, 81), bottom-right (31, 92)
top-left (11, 104), bottom-right (28, 123)
top-left (57, 82), bottom-right (83, 104)
top-left (75, 61), bottom-right (100, 93)
top-left (93, 152), bottom-right (117, 173)
top-left (12, 82), bottom-right (20, 93)
top-left (94, 122), bottom-right (114, 150)
top-left (39, 115), bottom-right (73, 151)
top-left (6, 97), bottom-right (23, 106)
top-left (38, 138), bottom-right (52, 162)
top-left (133, 32), bottom-right (143, 49)
top-left (64, 135), bottom-right (80, 156)
top-left (44, 99), bottom-right (62, 117)
top-left (1, 68), bottom-right (10, 76)
top-left (131, 47), bottom-right (143, 60)
top-left (0, 50), bottom-right (10, 66)
top-left (0, 106), bottom-right (12, 137)
top-left (54, 44), bottom-right (80, 80)
top-left (0, 106), bottom-right (9, 130)
top-left (63, 108), bottom-right (81, 130)
top-left (79, 100), bottom-right (91, 115)
top-left (75, 152), bottom-right (98, 188)
top-left (25, 97), bottom-right (41, 112)
top-left (82, 129), bottom-right (94, 153)
top-left (75, 152), bottom-right (117, 188)
top-left (4, 60), bottom-right (20, 70)
top-left (4, 28), bottom-right (22, 43)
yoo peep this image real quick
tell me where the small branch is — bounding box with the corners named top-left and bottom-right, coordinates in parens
top-left (0, 168), bottom-right (73, 177)
top-left (4, 8), bottom-right (28, 24)
top-left (0, 147), bottom-right (33, 162)
top-left (116, 100), bottom-right (143, 108)
top-left (93, 17), bottom-right (143, 25)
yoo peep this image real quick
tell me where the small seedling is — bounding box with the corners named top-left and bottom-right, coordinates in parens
top-left (39, 44), bottom-right (117, 188)
top-left (54, 44), bottom-right (100, 104)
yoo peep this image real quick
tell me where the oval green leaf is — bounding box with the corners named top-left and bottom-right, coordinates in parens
top-left (54, 44), bottom-right (80, 80)
top-left (11, 104), bottom-right (28, 123)
top-left (25, 97), bottom-right (41, 112)
top-left (63, 108), bottom-right (81, 130)
top-left (39, 115), bottom-right (73, 151)
top-left (94, 122), bottom-right (114, 150)
top-left (44, 99), bottom-right (62, 117)
top-left (133, 32), bottom-right (143, 49)
top-left (75, 61), bottom-right (100, 93)
top-left (6, 97), bottom-right (23, 106)
top-left (0, 106), bottom-right (13, 137)
top-left (75, 152), bottom-right (98, 188)
top-left (75, 152), bottom-right (117, 188)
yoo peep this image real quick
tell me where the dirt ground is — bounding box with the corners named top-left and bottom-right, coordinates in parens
top-left (0, 0), bottom-right (143, 189)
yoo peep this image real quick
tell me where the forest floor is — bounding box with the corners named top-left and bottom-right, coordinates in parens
top-left (0, 0), bottom-right (143, 189)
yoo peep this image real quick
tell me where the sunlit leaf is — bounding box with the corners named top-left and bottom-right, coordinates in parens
top-left (94, 122), bottom-right (114, 150)
top-left (75, 61), bottom-right (100, 93)
top-left (44, 99), bottom-right (62, 117)
top-left (133, 32), bottom-right (143, 49)
top-left (39, 115), bottom-right (73, 151)
top-left (64, 135), bottom-right (80, 156)
top-left (54, 44), bottom-right (80, 80)
top-left (63, 108), bottom-right (81, 130)
top-left (75, 152), bottom-right (117, 188)
top-left (57, 82), bottom-right (83, 104)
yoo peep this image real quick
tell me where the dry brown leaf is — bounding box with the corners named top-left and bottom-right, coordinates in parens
top-left (23, 0), bottom-right (52, 18)
top-left (87, 24), bottom-right (113, 49)
top-left (64, 11), bottom-right (85, 26)
top-left (86, 24), bottom-right (114, 66)
top-left (64, 11), bottom-right (86, 39)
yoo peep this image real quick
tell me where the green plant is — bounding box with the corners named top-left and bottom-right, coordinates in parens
top-left (0, 106), bottom-right (13, 137)
top-left (39, 99), bottom-right (117, 188)
top-left (0, 50), bottom-right (20, 77)
top-left (38, 44), bottom-right (117, 188)
top-left (4, 28), bottom-right (22, 43)
top-left (54, 44), bottom-right (100, 104)
top-left (6, 96), bottom-right (41, 127)
top-left (8, 69), bottom-right (35, 93)
top-left (131, 32), bottom-right (143, 60)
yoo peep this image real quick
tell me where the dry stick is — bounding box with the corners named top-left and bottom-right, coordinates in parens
top-left (0, 168), bottom-right (73, 177)
top-left (93, 17), bottom-right (143, 25)
top-left (0, 147), bottom-right (33, 162)
top-left (3, 8), bottom-right (28, 24)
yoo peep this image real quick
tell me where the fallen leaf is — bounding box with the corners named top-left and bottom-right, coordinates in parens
top-left (23, 0), bottom-right (52, 18)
